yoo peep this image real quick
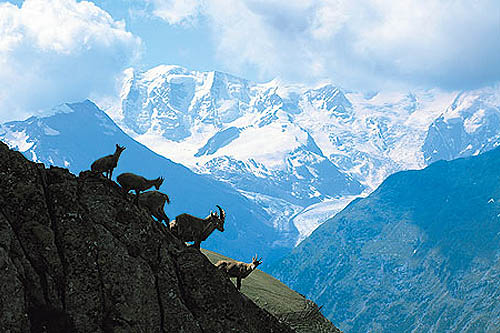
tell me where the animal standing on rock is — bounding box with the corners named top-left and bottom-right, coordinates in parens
top-left (216, 255), bottom-right (263, 290)
top-left (116, 172), bottom-right (164, 206)
top-left (90, 144), bottom-right (126, 179)
top-left (139, 190), bottom-right (171, 223)
top-left (169, 205), bottom-right (225, 249)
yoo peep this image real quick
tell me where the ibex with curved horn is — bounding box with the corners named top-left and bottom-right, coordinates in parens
top-left (169, 205), bottom-right (225, 249)
top-left (216, 254), bottom-right (263, 290)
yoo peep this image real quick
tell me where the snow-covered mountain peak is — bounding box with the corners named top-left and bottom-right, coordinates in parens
top-left (107, 64), bottom-right (500, 245)
top-left (423, 86), bottom-right (500, 163)
top-left (32, 101), bottom-right (76, 119)
top-left (304, 84), bottom-right (352, 114)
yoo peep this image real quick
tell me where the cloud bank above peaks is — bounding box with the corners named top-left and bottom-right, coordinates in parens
top-left (150, 0), bottom-right (500, 90)
top-left (0, 0), bottom-right (141, 122)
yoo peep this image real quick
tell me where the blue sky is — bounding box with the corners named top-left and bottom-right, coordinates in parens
top-left (88, 0), bottom-right (218, 72)
top-left (0, 0), bottom-right (499, 121)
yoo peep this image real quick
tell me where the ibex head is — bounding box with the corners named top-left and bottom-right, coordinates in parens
top-left (210, 205), bottom-right (226, 232)
top-left (252, 254), bottom-right (263, 268)
top-left (154, 177), bottom-right (164, 190)
top-left (115, 144), bottom-right (126, 154)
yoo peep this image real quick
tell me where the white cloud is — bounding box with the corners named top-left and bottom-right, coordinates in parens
top-left (150, 0), bottom-right (201, 25)
top-left (0, 0), bottom-right (141, 122)
top-left (150, 0), bottom-right (500, 90)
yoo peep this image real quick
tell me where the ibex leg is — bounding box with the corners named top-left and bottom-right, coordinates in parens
top-left (159, 210), bottom-right (170, 223)
top-left (237, 277), bottom-right (242, 290)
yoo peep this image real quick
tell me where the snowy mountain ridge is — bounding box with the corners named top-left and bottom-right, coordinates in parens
top-left (423, 86), bottom-right (500, 164)
top-left (114, 66), bottom-right (465, 187)
top-left (109, 65), bottom-right (500, 243)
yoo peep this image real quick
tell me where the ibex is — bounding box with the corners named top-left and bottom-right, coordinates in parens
top-left (116, 172), bottom-right (164, 205)
top-left (169, 205), bottom-right (225, 249)
top-left (90, 144), bottom-right (126, 179)
top-left (216, 254), bottom-right (263, 290)
top-left (139, 190), bottom-right (171, 223)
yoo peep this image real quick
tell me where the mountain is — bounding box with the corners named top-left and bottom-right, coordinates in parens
top-left (115, 65), bottom-right (494, 243)
top-left (118, 66), bottom-right (363, 206)
top-left (423, 86), bottom-right (500, 164)
top-left (271, 147), bottom-right (500, 332)
top-left (113, 66), bottom-right (500, 245)
top-left (114, 66), bottom-right (373, 241)
top-left (0, 100), bottom-right (293, 264)
top-left (0, 141), bottom-right (292, 332)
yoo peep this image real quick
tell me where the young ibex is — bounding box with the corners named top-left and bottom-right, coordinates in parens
top-left (116, 172), bottom-right (164, 205)
top-left (169, 205), bottom-right (225, 249)
top-left (139, 190), bottom-right (171, 223)
top-left (90, 144), bottom-right (126, 179)
top-left (216, 254), bottom-right (263, 290)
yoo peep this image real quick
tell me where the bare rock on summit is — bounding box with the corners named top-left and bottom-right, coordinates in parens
top-left (0, 141), bottom-right (292, 333)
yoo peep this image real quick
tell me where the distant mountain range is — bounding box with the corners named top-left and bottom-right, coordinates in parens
top-left (108, 65), bottom-right (500, 244)
top-left (0, 100), bottom-right (293, 264)
top-left (3, 65), bottom-right (500, 248)
top-left (271, 147), bottom-right (500, 332)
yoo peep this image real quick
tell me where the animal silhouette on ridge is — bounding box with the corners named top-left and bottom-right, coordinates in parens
top-left (117, 172), bottom-right (164, 206)
top-left (139, 190), bottom-right (171, 223)
top-left (90, 144), bottom-right (126, 179)
top-left (169, 205), bottom-right (225, 249)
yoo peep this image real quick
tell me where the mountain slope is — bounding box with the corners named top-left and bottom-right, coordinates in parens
top-left (0, 140), bottom-right (291, 333)
top-left (0, 100), bottom-right (292, 263)
top-left (271, 148), bottom-right (500, 332)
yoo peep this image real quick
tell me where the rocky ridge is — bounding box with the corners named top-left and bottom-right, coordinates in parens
top-left (0, 141), bottom-right (292, 332)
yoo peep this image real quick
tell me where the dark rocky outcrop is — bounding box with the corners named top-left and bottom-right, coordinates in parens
top-left (0, 141), bottom-right (292, 333)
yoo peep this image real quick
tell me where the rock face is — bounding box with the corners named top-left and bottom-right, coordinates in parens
top-left (271, 147), bottom-right (500, 332)
top-left (0, 141), bottom-right (292, 333)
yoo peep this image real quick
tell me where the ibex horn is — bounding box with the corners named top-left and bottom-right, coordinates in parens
top-left (216, 205), bottom-right (225, 222)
